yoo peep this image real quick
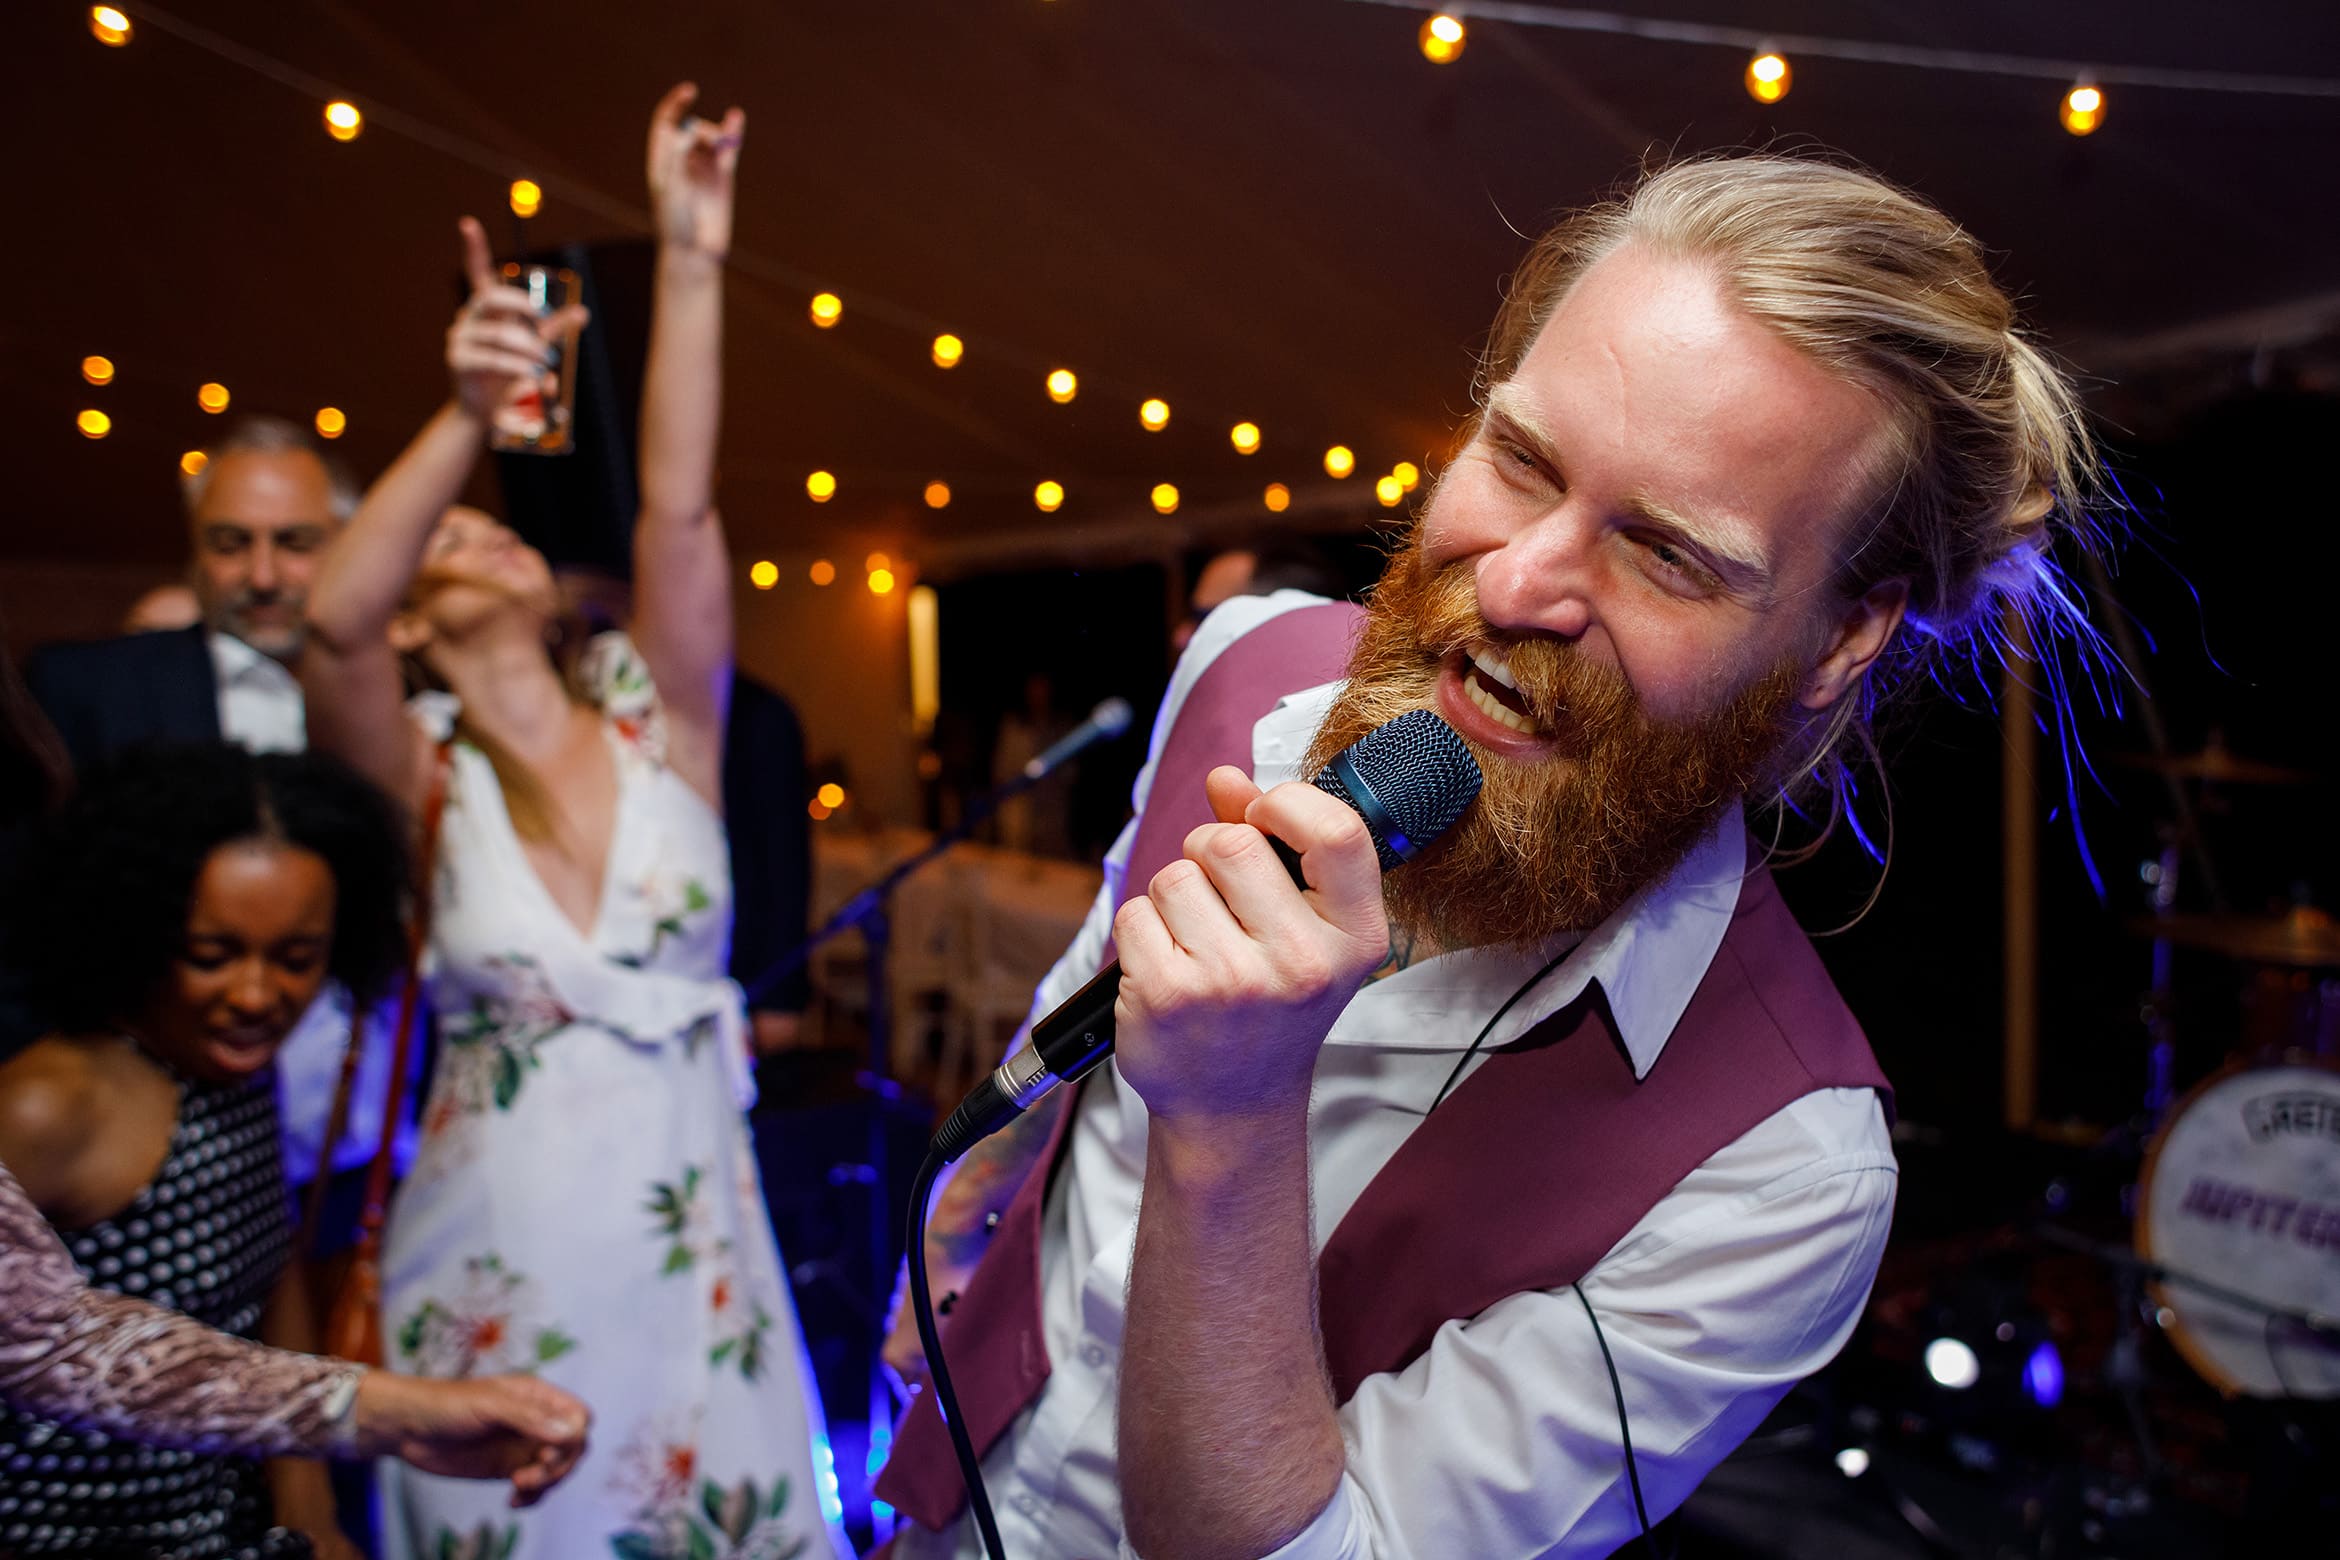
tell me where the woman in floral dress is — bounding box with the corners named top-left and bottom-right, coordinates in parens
top-left (301, 85), bottom-right (848, 1560)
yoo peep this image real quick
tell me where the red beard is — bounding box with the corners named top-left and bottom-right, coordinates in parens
top-left (1305, 536), bottom-right (1801, 950)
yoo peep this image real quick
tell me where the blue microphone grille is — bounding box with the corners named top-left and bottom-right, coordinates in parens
top-left (1313, 709), bottom-right (1484, 872)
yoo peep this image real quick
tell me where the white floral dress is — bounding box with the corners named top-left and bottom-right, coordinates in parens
top-left (378, 635), bottom-right (848, 1560)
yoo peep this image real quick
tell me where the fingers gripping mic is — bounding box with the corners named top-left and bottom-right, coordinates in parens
top-left (931, 709), bottom-right (1483, 1162)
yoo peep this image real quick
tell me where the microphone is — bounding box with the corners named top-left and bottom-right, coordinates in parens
top-left (931, 708), bottom-right (1483, 1162)
top-left (1023, 697), bottom-right (1136, 782)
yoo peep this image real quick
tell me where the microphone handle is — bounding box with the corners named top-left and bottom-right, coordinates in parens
top-left (929, 837), bottom-right (1312, 1163)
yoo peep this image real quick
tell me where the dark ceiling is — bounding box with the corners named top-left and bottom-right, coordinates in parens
top-left (8, 0), bottom-right (2340, 575)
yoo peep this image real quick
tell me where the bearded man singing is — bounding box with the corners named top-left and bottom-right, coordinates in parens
top-left (876, 154), bottom-right (2102, 1560)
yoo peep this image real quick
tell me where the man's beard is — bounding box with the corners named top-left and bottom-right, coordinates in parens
top-left (211, 590), bottom-right (306, 663)
top-left (1305, 538), bottom-right (1803, 951)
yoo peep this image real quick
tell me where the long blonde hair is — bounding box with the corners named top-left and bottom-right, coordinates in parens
top-left (1476, 153), bottom-right (2117, 860)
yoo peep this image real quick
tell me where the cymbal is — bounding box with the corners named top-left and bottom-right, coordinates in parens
top-left (2109, 746), bottom-right (2311, 785)
top-left (2127, 908), bottom-right (2340, 967)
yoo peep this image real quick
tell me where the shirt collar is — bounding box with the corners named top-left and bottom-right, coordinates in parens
top-left (208, 630), bottom-right (292, 686)
top-left (1254, 679), bottom-right (1745, 1080)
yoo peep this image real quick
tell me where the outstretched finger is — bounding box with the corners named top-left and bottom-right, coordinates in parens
top-left (457, 216), bottom-right (497, 297)
top-left (535, 302), bottom-right (591, 343)
top-left (650, 80), bottom-right (698, 134)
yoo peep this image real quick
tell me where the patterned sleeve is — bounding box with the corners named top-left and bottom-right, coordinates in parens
top-left (0, 1159), bottom-right (363, 1458)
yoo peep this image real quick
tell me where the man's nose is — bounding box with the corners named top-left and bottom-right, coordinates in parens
top-left (1472, 507), bottom-right (1598, 641)
top-left (246, 537), bottom-right (280, 595)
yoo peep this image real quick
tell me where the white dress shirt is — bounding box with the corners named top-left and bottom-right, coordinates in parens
top-left (898, 593), bottom-right (1897, 1560)
top-left (208, 630), bottom-right (408, 1186)
top-left (209, 630), bottom-right (306, 754)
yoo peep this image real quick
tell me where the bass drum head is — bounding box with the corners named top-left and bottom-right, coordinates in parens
top-left (2137, 1060), bottom-right (2340, 1397)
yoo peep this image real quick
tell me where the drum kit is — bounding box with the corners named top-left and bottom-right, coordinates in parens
top-left (2100, 736), bottom-right (2339, 1407)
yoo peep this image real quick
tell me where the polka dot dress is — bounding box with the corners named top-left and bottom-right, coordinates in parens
top-left (0, 1073), bottom-right (315, 1559)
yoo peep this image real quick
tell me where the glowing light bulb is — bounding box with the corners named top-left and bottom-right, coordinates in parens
top-left (1034, 480), bottom-right (1065, 512)
top-left (809, 292), bottom-right (843, 327)
top-left (1374, 475), bottom-right (1404, 507)
top-left (1393, 460), bottom-right (1421, 491)
top-left (924, 481), bottom-right (952, 509)
top-left (807, 798), bottom-right (832, 821)
top-left (509, 179), bottom-right (543, 218)
top-left (77, 409), bottom-right (111, 439)
top-left (931, 333), bottom-right (964, 368)
top-left (1263, 482), bottom-right (1291, 513)
top-left (81, 354), bottom-right (114, 386)
top-left (1151, 483), bottom-right (1180, 515)
top-left (90, 7), bottom-right (130, 46)
top-left (314, 407), bottom-right (347, 439)
top-left (866, 552), bottom-right (892, 573)
top-left (749, 560), bottom-right (780, 590)
top-left (198, 382), bottom-right (231, 414)
top-left (1046, 368), bottom-right (1078, 404)
top-left (868, 568), bottom-right (897, 596)
top-left (1419, 13), bottom-right (1465, 64)
top-left (1324, 444), bottom-right (1355, 479)
top-left (806, 470), bottom-right (837, 502)
top-left (809, 559), bottom-right (837, 586)
top-left (1923, 1337), bottom-right (1981, 1392)
top-left (324, 101), bottom-right (363, 141)
top-left (180, 450), bottom-right (209, 477)
top-left (1230, 421), bottom-right (1261, 455)
top-left (817, 782), bottom-right (846, 809)
top-left (1746, 52), bottom-right (1791, 104)
top-left (2061, 83), bottom-right (2105, 136)
top-left (1139, 398), bottom-right (1171, 431)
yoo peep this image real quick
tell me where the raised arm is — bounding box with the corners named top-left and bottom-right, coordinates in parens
top-left (301, 219), bottom-right (584, 813)
top-left (630, 82), bottom-right (744, 805)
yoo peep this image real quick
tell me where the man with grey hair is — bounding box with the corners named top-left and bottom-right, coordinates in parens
top-left (27, 414), bottom-right (402, 1215)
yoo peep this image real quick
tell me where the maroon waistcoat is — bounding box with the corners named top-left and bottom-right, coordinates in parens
top-left (875, 600), bottom-right (1892, 1538)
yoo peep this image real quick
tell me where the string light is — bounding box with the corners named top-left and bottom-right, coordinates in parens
top-left (806, 470), bottom-right (837, 502)
top-left (1151, 483), bottom-right (1180, 514)
top-left (1034, 480), bottom-right (1065, 512)
top-left (931, 333), bottom-right (964, 368)
top-left (323, 101), bottom-right (363, 141)
top-left (817, 782), bottom-right (846, 809)
top-left (1393, 460), bottom-right (1421, 491)
top-left (1324, 444), bottom-right (1355, 479)
top-left (180, 450), bottom-right (209, 477)
top-left (1746, 51), bottom-right (1792, 103)
top-left (198, 382), bottom-right (231, 414)
top-left (924, 481), bottom-right (952, 509)
top-left (809, 559), bottom-right (837, 586)
top-left (749, 560), bottom-right (779, 589)
top-left (809, 292), bottom-right (843, 328)
top-left (1374, 475), bottom-right (1404, 507)
top-left (509, 179), bottom-right (542, 218)
top-left (1139, 398), bottom-right (1171, 431)
top-left (314, 407), bottom-right (347, 439)
top-left (807, 797), bottom-right (832, 821)
top-left (1230, 421), bottom-right (1261, 454)
top-left (868, 567), bottom-right (897, 596)
top-left (2061, 82), bottom-right (2105, 135)
top-left (81, 355), bottom-right (114, 386)
top-left (1263, 482), bottom-right (1292, 513)
top-left (77, 409), bottom-right (111, 439)
top-left (1046, 369), bottom-right (1078, 404)
top-left (89, 7), bottom-right (130, 46)
top-left (866, 552), bottom-right (892, 573)
top-left (1420, 13), bottom-right (1466, 64)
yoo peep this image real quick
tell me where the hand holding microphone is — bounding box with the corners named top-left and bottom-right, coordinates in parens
top-left (931, 710), bottom-right (1481, 1160)
top-left (1109, 767), bottom-right (1389, 1124)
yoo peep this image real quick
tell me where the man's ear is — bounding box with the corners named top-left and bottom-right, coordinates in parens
top-left (1800, 579), bottom-right (1908, 712)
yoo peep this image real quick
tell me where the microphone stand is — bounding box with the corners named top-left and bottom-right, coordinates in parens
top-left (743, 751), bottom-right (1103, 1547)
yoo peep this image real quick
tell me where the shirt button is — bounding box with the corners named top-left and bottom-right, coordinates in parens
top-left (1015, 1492), bottom-right (1042, 1517)
top-left (1081, 1342), bottom-right (1111, 1368)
